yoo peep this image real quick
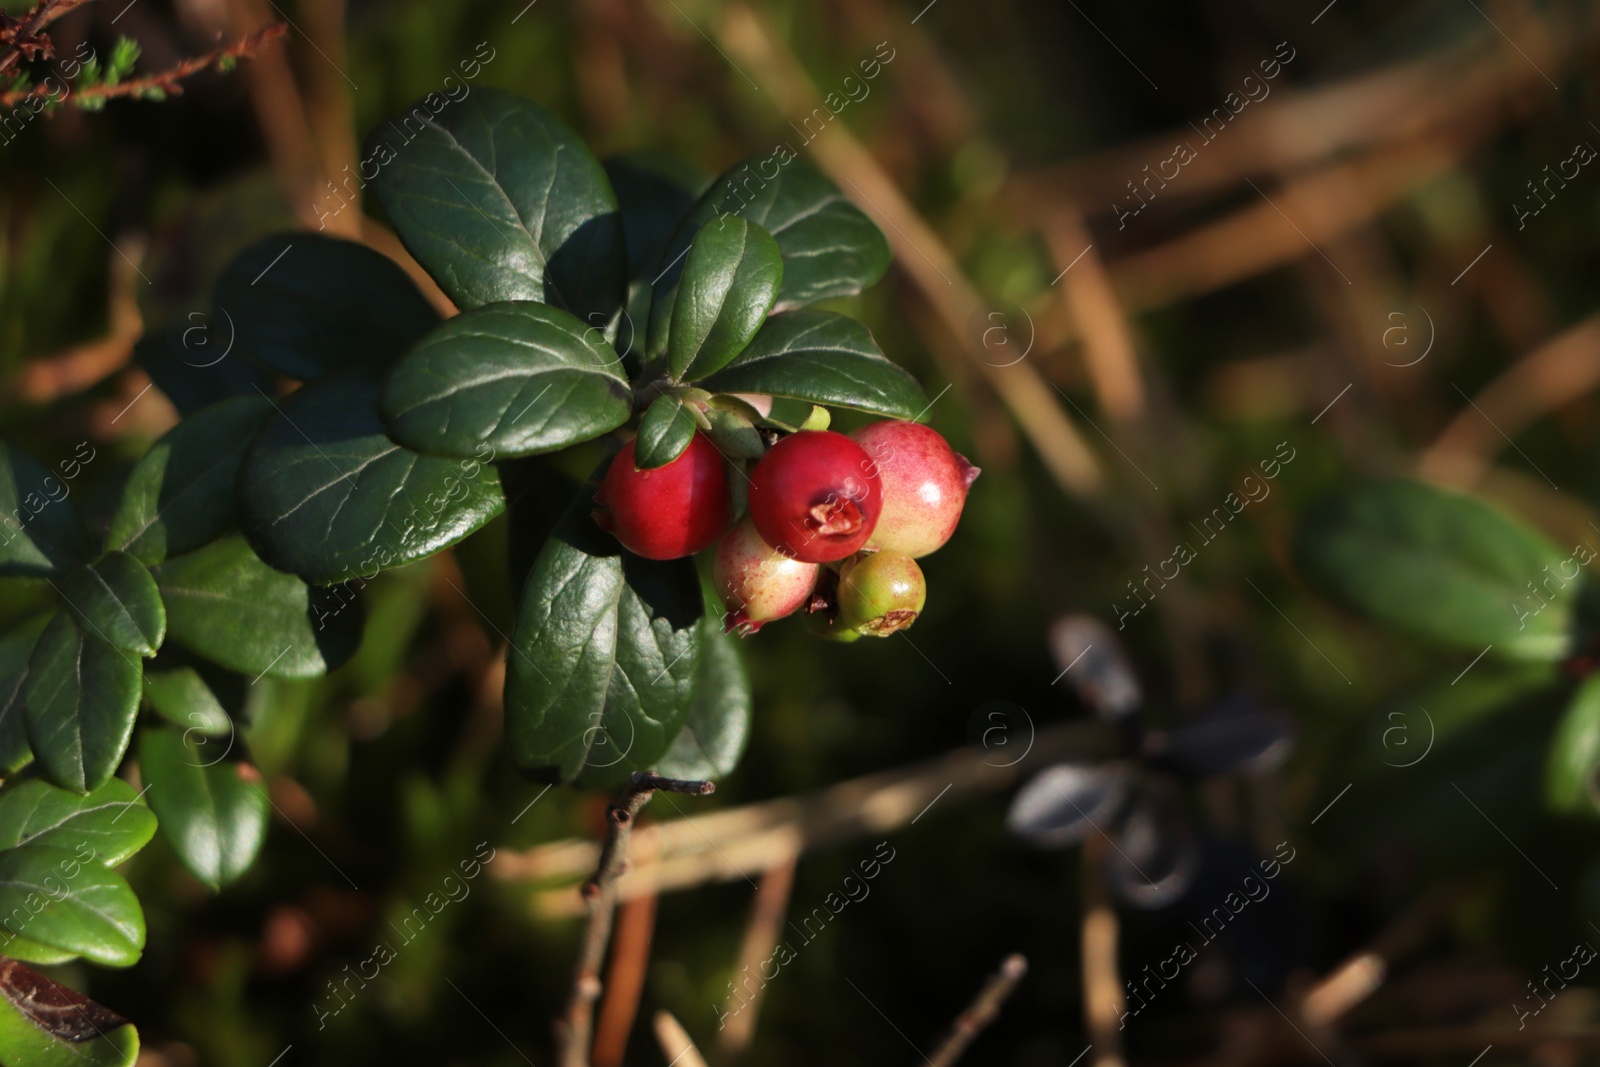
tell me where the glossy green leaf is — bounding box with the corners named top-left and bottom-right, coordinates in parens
top-left (505, 489), bottom-right (703, 786)
top-left (667, 217), bottom-right (783, 381)
top-left (0, 779), bottom-right (156, 867)
top-left (605, 154), bottom-right (707, 282)
top-left (655, 618), bottom-right (751, 780)
top-left (703, 406), bottom-right (765, 460)
top-left (238, 367), bottom-right (506, 584)
top-left (142, 668), bottom-right (231, 738)
top-left (0, 617), bottom-right (47, 775)
top-left (23, 613), bottom-right (141, 794)
top-left (698, 311), bottom-right (927, 418)
top-left (139, 727), bottom-right (268, 890)
top-left (0, 936), bottom-right (79, 967)
top-left (1294, 479), bottom-right (1576, 661)
top-left (104, 394), bottom-right (274, 564)
top-left (1548, 674), bottom-right (1600, 814)
top-left (57, 553), bottom-right (164, 658)
top-left (367, 88), bottom-right (626, 322)
top-left (380, 302), bottom-right (630, 459)
top-left (212, 232), bottom-right (440, 380)
top-left (0, 957), bottom-right (140, 1066)
top-left (633, 394), bottom-right (696, 470)
top-left (649, 159), bottom-right (889, 363)
top-left (0, 442), bottom-right (91, 579)
top-left (154, 536), bottom-right (363, 680)
top-left (0, 846), bottom-right (145, 966)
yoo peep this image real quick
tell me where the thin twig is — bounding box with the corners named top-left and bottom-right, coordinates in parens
top-left (1081, 837), bottom-right (1126, 1067)
top-left (0, 0), bottom-right (95, 80)
top-left (653, 1010), bottom-right (710, 1067)
top-left (927, 954), bottom-right (1028, 1067)
top-left (0, 23), bottom-right (287, 108)
top-left (717, 851), bottom-right (799, 1058)
top-left (556, 772), bottom-right (715, 1067)
top-left (592, 834), bottom-right (661, 1067)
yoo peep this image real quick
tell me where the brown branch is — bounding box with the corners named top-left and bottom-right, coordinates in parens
top-left (556, 772), bottom-right (715, 1067)
top-left (717, 851), bottom-right (799, 1058)
top-left (1081, 837), bottom-right (1126, 1067)
top-left (591, 838), bottom-right (660, 1067)
top-left (927, 954), bottom-right (1028, 1067)
top-left (0, 23), bottom-right (287, 108)
top-left (653, 1011), bottom-right (709, 1067)
top-left (0, 0), bottom-right (94, 79)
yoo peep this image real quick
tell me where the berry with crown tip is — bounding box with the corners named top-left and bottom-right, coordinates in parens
top-left (593, 433), bottom-right (729, 560)
top-left (748, 430), bottom-right (882, 563)
top-left (713, 518), bottom-right (820, 635)
top-left (837, 552), bottom-right (926, 636)
top-left (849, 421), bottom-right (979, 558)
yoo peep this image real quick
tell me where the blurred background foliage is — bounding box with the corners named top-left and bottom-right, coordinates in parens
top-left (6, 0), bottom-right (1600, 1064)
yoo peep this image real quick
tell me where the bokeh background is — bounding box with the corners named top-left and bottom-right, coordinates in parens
top-left (6, 0), bottom-right (1600, 1064)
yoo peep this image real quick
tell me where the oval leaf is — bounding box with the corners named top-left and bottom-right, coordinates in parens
top-left (1548, 673), bottom-right (1600, 815)
top-left (58, 552), bottom-right (165, 658)
top-left (105, 394), bottom-right (275, 564)
top-left (142, 667), bottom-right (231, 738)
top-left (0, 957), bottom-right (140, 1066)
top-left (697, 310), bottom-right (926, 418)
top-left (380, 302), bottom-right (630, 459)
top-left (0, 779), bottom-right (156, 867)
top-left (24, 613), bottom-right (141, 794)
top-left (0, 846), bottom-right (145, 966)
top-left (139, 727), bottom-right (268, 890)
top-left (1006, 762), bottom-right (1131, 848)
top-left (1294, 479), bottom-right (1576, 661)
top-left (1049, 615), bottom-right (1142, 721)
top-left (0, 617), bottom-right (48, 775)
top-left (505, 489), bottom-right (703, 786)
top-left (213, 232), bottom-right (441, 380)
top-left (654, 617), bottom-right (751, 781)
top-left (605, 154), bottom-right (707, 282)
top-left (1155, 694), bottom-right (1294, 777)
top-left (239, 367), bottom-right (506, 584)
top-left (154, 536), bottom-right (363, 680)
top-left (0, 442), bottom-right (91, 579)
top-left (367, 88), bottom-right (626, 322)
top-left (633, 394), bottom-right (696, 470)
top-left (649, 158), bottom-right (890, 361)
top-left (667, 217), bottom-right (783, 381)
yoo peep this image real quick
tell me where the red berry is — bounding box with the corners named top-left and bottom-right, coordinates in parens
top-left (712, 519), bottom-right (820, 635)
top-left (748, 430), bottom-right (882, 563)
top-left (593, 433), bottom-right (730, 560)
top-left (849, 421), bottom-right (978, 558)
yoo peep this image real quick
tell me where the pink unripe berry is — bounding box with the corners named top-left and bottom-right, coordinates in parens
top-left (849, 421), bottom-right (978, 558)
top-left (712, 519), bottom-right (820, 635)
top-left (748, 431), bottom-right (882, 563)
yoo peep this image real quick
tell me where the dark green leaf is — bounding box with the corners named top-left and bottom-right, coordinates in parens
top-left (140, 727), bottom-right (268, 890)
top-left (212, 232), bottom-right (440, 380)
top-left (604, 154), bottom-right (707, 282)
top-left (105, 394), bottom-right (274, 564)
top-left (23, 613), bottom-right (141, 794)
top-left (0, 957), bottom-right (140, 1065)
top-left (0, 617), bottom-right (47, 775)
top-left (655, 618), bottom-right (751, 780)
top-left (134, 327), bottom-right (277, 419)
top-left (0, 779), bottom-right (156, 867)
top-left (0, 846), bottom-right (144, 966)
top-left (366, 88), bottom-right (626, 323)
top-left (142, 668), bottom-right (231, 738)
top-left (0, 442), bottom-right (92, 579)
top-left (703, 406), bottom-right (765, 460)
top-left (1294, 479), bottom-right (1576, 661)
top-left (633, 394), bottom-right (696, 470)
top-left (57, 552), bottom-right (164, 658)
top-left (668, 217), bottom-right (783, 380)
top-left (647, 158), bottom-right (889, 362)
top-left (505, 489), bottom-right (703, 786)
top-left (1548, 674), bottom-right (1600, 814)
top-left (380, 302), bottom-right (630, 459)
top-left (239, 367), bottom-right (506, 584)
top-left (698, 311), bottom-right (927, 418)
top-left (154, 536), bottom-right (363, 680)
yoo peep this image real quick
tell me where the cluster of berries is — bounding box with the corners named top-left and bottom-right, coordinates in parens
top-left (593, 421), bottom-right (978, 640)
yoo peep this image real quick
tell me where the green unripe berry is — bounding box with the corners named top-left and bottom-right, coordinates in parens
top-left (836, 552), bottom-right (926, 637)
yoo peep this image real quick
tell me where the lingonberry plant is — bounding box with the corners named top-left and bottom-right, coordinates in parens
top-left (0, 86), bottom-right (978, 1063)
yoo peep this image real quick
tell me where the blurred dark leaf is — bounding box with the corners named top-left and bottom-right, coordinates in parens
top-left (1153, 694), bottom-right (1293, 776)
top-left (1547, 673), bottom-right (1600, 815)
top-left (1049, 615), bottom-right (1141, 720)
top-left (0, 443), bottom-right (91, 580)
top-left (1104, 778), bottom-right (1198, 909)
top-left (1006, 762), bottom-right (1131, 848)
top-left (603, 153), bottom-right (707, 283)
top-left (0, 616), bottom-right (46, 776)
top-left (142, 667), bottom-right (232, 738)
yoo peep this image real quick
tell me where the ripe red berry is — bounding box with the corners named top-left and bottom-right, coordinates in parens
top-left (593, 432), bottom-right (730, 560)
top-left (849, 421), bottom-right (978, 558)
top-left (748, 430), bottom-right (882, 563)
top-left (712, 519), bottom-right (820, 635)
